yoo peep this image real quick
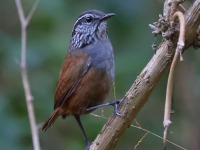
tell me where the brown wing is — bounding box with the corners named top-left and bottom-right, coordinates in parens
top-left (54, 51), bottom-right (91, 109)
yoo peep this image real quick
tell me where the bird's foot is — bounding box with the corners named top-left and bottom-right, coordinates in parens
top-left (86, 99), bottom-right (124, 116)
top-left (85, 141), bottom-right (91, 150)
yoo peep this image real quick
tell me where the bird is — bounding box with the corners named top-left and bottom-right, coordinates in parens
top-left (42, 9), bottom-right (122, 150)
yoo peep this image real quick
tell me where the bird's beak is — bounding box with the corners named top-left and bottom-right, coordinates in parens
top-left (100, 13), bottom-right (115, 22)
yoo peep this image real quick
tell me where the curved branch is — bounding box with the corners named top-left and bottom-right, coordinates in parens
top-left (89, 1), bottom-right (200, 149)
top-left (163, 11), bottom-right (185, 149)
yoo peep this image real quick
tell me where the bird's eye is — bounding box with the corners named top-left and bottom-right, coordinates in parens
top-left (86, 17), bottom-right (92, 23)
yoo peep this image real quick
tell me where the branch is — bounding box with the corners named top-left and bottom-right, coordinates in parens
top-left (170, 0), bottom-right (184, 21)
top-left (89, 1), bottom-right (200, 149)
top-left (15, 0), bottom-right (41, 150)
top-left (163, 11), bottom-right (185, 149)
top-left (26, 0), bottom-right (40, 25)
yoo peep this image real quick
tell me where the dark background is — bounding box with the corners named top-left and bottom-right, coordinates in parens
top-left (0, 0), bottom-right (199, 149)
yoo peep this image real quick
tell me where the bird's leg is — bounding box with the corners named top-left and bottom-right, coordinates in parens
top-left (74, 115), bottom-right (91, 150)
top-left (86, 99), bottom-right (123, 116)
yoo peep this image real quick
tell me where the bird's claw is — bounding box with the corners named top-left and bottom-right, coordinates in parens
top-left (113, 100), bottom-right (124, 117)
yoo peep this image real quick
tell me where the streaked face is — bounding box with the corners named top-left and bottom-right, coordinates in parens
top-left (70, 10), bottom-right (114, 49)
top-left (72, 13), bottom-right (106, 37)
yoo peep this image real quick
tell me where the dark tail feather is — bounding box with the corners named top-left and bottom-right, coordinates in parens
top-left (42, 109), bottom-right (59, 131)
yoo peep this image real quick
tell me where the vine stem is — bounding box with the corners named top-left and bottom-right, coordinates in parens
top-left (163, 11), bottom-right (185, 149)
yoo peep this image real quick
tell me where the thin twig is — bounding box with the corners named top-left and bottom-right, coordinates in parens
top-left (131, 125), bottom-right (187, 150)
top-left (15, 0), bottom-right (41, 150)
top-left (90, 113), bottom-right (186, 150)
top-left (163, 11), bottom-right (185, 149)
top-left (134, 132), bottom-right (149, 150)
top-left (170, 0), bottom-right (184, 21)
top-left (163, 0), bottom-right (172, 21)
top-left (178, 4), bottom-right (186, 13)
top-left (26, 0), bottom-right (40, 25)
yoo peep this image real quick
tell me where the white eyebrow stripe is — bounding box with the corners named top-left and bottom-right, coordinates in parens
top-left (74, 14), bottom-right (90, 26)
top-left (72, 14), bottom-right (90, 33)
top-left (72, 14), bottom-right (101, 34)
top-left (74, 14), bottom-right (100, 27)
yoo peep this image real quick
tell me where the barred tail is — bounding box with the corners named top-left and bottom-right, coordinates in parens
top-left (42, 109), bottom-right (60, 131)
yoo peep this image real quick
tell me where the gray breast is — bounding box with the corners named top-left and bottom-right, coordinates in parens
top-left (83, 39), bottom-right (115, 83)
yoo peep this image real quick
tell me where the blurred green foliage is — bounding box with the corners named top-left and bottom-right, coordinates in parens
top-left (0, 0), bottom-right (200, 150)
